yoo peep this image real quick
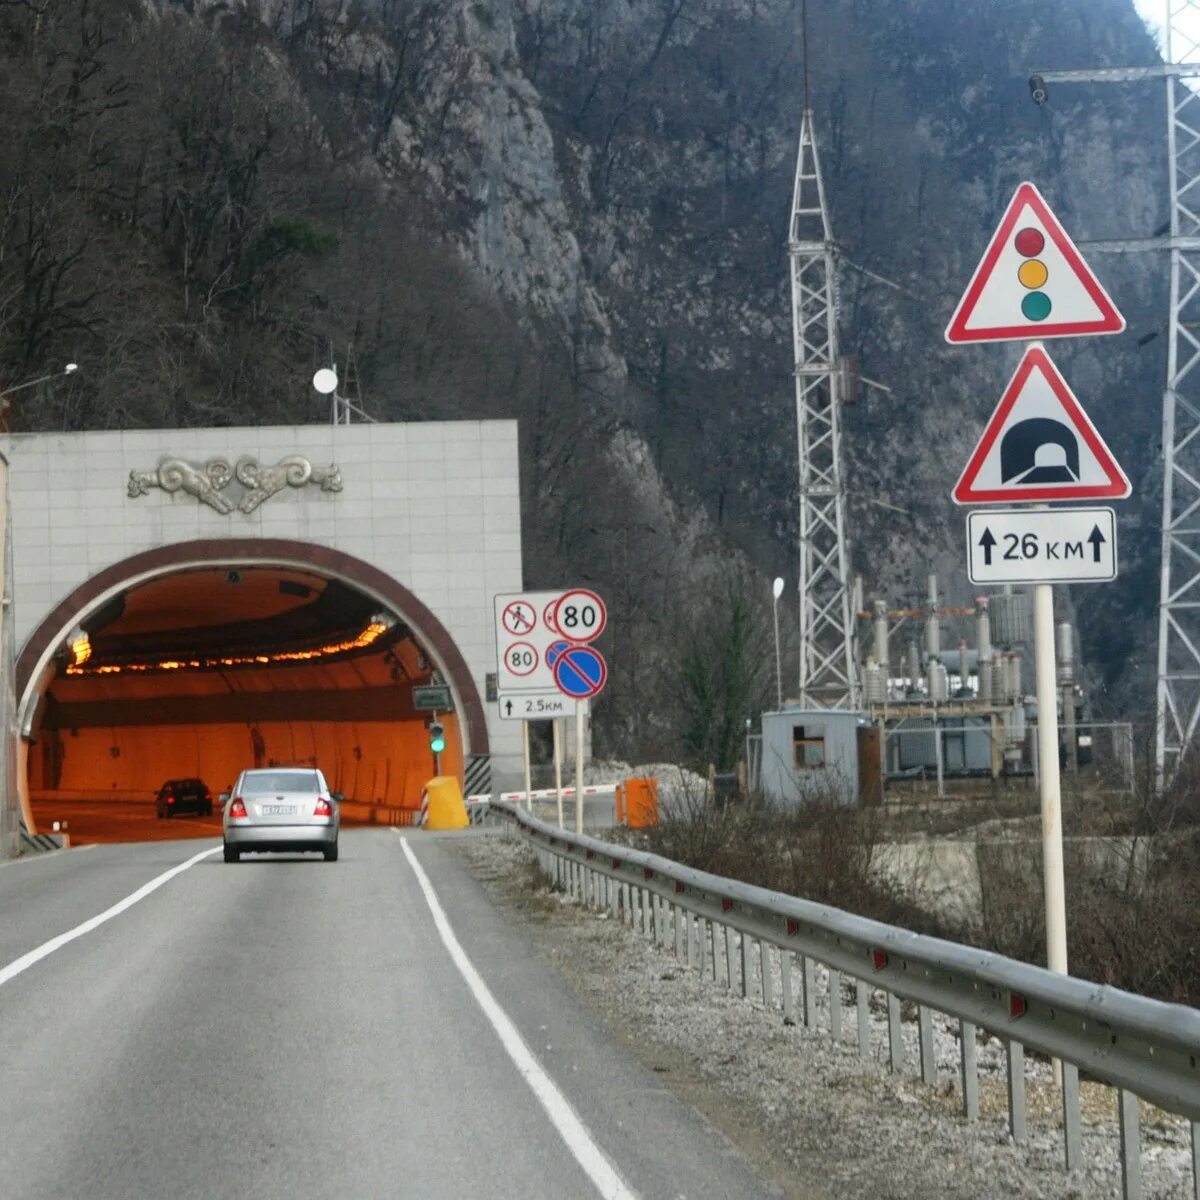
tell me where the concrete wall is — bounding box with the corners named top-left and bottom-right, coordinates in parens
top-left (0, 421), bottom-right (527, 798)
top-left (874, 836), bottom-right (1149, 933)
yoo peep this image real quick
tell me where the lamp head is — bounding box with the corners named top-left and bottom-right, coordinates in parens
top-left (312, 367), bottom-right (338, 395)
top-left (772, 577), bottom-right (785, 600)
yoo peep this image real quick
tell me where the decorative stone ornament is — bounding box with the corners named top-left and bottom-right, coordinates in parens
top-left (128, 455), bottom-right (342, 515)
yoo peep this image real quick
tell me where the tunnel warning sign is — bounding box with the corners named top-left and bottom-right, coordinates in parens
top-left (952, 346), bottom-right (1130, 505)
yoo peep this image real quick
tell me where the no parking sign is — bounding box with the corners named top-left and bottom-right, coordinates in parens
top-left (553, 644), bottom-right (607, 700)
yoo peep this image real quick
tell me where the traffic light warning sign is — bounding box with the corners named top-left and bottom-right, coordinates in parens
top-left (945, 181), bottom-right (1125, 344)
top-left (952, 346), bottom-right (1130, 504)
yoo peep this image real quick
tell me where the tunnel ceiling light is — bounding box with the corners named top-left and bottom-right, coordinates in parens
top-left (64, 617), bottom-right (391, 676)
top-left (67, 628), bottom-right (91, 667)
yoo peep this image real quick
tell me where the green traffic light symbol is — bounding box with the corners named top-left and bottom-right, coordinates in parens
top-left (1014, 227), bottom-right (1051, 321)
top-left (429, 721), bottom-right (446, 754)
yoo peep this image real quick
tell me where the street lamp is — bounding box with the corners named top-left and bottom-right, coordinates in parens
top-left (312, 365), bottom-right (341, 424)
top-left (772, 576), bottom-right (785, 709)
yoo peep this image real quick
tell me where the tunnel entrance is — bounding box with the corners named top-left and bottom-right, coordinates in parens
top-left (18, 546), bottom-right (484, 844)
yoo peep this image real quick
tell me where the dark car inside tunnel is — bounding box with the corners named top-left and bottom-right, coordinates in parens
top-left (25, 566), bottom-right (460, 843)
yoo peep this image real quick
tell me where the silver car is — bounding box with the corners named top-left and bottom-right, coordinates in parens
top-left (222, 768), bottom-right (340, 863)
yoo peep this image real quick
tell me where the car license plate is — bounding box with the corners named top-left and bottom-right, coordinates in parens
top-left (261, 804), bottom-right (296, 816)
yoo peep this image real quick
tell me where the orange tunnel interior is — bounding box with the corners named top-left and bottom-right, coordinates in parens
top-left (26, 565), bottom-right (463, 843)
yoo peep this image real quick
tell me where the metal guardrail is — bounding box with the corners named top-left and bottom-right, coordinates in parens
top-left (489, 801), bottom-right (1200, 1200)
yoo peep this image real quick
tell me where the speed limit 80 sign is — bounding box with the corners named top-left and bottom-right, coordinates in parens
top-left (552, 588), bottom-right (607, 644)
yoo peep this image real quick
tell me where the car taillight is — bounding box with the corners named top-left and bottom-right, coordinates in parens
top-left (204, 793), bottom-right (212, 802)
top-left (167, 796), bottom-right (175, 805)
top-left (229, 798), bottom-right (248, 819)
top-left (314, 797), bottom-right (333, 817)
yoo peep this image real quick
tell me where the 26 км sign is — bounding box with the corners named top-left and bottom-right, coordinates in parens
top-left (966, 508), bottom-right (1117, 585)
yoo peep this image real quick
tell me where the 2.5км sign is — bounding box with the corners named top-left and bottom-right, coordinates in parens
top-left (966, 508), bottom-right (1117, 585)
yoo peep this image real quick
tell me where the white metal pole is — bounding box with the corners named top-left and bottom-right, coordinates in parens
top-left (1034, 583), bottom-right (1068, 980)
top-left (574, 700), bottom-right (585, 835)
top-left (553, 718), bottom-right (564, 829)
top-left (521, 718), bottom-right (533, 813)
top-left (773, 596), bottom-right (783, 709)
top-left (934, 715), bottom-right (944, 800)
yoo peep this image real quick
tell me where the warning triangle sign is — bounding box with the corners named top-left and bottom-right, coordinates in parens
top-left (945, 182), bottom-right (1125, 344)
top-left (952, 346), bottom-right (1130, 505)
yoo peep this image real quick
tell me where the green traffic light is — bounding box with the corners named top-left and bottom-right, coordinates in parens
top-left (1021, 292), bottom-right (1051, 321)
top-left (429, 722), bottom-right (446, 754)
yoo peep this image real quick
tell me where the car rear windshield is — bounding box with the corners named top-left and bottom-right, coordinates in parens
top-left (240, 771), bottom-right (321, 794)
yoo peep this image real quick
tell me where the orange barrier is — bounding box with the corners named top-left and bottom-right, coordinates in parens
top-left (615, 778), bottom-right (658, 828)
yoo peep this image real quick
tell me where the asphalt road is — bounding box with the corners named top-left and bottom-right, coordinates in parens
top-left (0, 830), bottom-right (781, 1199)
top-left (27, 795), bottom-right (620, 846)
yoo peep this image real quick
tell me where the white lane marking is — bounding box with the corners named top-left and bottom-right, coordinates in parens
top-left (396, 834), bottom-right (638, 1200)
top-left (0, 845), bottom-right (220, 990)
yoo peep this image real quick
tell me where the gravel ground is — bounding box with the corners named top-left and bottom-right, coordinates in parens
top-left (453, 832), bottom-right (1195, 1200)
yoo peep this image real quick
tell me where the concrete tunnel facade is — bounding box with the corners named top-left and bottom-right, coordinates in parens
top-left (0, 422), bottom-right (525, 847)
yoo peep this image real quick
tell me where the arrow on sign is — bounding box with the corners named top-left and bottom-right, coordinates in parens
top-left (1088, 524), bottom-right (1106, 563)
top-left (504, 699), bottom-right (513, 717)
top-left (978, 525), bottom-right (997, 566)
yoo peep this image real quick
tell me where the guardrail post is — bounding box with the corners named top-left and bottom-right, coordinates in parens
top-left (802, 956), bottom-right (816, 1028)
top-left (856, 981), bottom-right (870, 1057)
top-left (608, 875), bottom-right (618, 918)
top-left (620, 882), bottom-right (631, 925)
top-left (1119, 1089), bottom-right (1141, 1200)
top-left (1061, 1060), bottom-right (1080, 1170)
top-left (740, 931), bottom-right (752, 1000)
top-left (918, 1005), bottom-right (935, 1085)
top-left (781, 951), bottom-right (795, 1024)
top-left (708, 921), bottom-right (718, 982)
top-left (960, 1020), bottom-right (978, 1120)
top-left (725, 924), bottom-right (736, 990)
top-left (759, 941), bottom-right (772, 1008)
top-left (697, 917), bottom-right (707, 976)
top-left (1007, 1040), bottom-right (1026, 1144)
top-left (887, 992), bottom-right (902, 1072)
top-left (830, 969), bottom-right (842, 1041)
top-left (642, 889), bottom-right (652, 937)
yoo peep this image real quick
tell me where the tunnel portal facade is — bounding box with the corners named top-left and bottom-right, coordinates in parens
top-left (0, 421), bottom-right (521, 849)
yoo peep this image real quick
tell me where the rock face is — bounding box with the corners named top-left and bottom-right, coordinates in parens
top-left (316, 0), bottom-right (1166, 716)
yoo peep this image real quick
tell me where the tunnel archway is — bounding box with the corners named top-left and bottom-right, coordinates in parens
top-left (16, 539), bottom-right (487, 842)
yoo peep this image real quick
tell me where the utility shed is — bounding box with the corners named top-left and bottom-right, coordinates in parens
top-left (759, 708), bottom-right (867, 807)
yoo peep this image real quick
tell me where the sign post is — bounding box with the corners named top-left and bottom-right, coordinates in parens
top-left (575, 701), bottom-right (586, 836)
top-left (553, 718), bottom-right (564, 829)
top-left (947, 182), bottom-right (1128, 1085)
top-left (1033, 577), bottom-right (1068, 986)
top-left (521, 715), bottom-right (533, 813)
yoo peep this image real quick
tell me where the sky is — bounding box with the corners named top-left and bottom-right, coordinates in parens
top-left (1132, 0), bottom-right (1200, 58)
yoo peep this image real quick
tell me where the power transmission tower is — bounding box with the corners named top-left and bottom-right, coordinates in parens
top-left (1032, 2), bottom-right (1200, 786)
top-left (789, 108), bottom-right (859, 709)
